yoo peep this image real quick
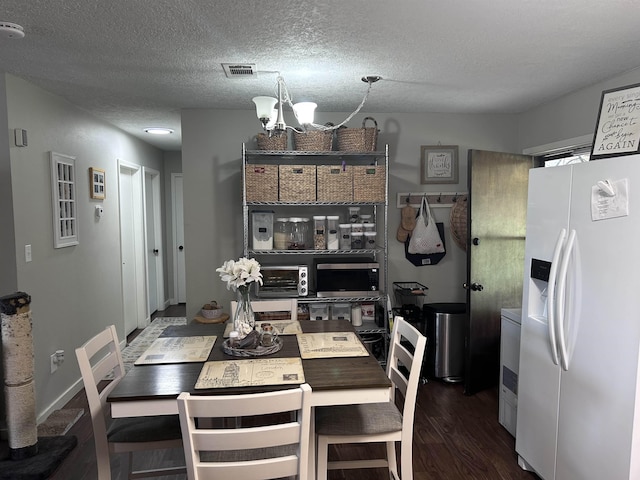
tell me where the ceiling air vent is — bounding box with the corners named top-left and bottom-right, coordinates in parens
top-left (222, 63), bottom-right (257, 78)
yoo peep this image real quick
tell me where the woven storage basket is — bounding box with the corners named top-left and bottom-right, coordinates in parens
top-left (293, 130), bottom-right (333, 151)
top-left (353, 165), bottom-right (385, 202)
top-left (449, 195), bottom-right (468, 251)
top-left (256, 132), bottom-right (288, 151)
top-left (279, 165), bottom-right (316, 201)
top-left (245, 164), bottom-right (279, 202)
top-left (317, 165), bottom-right (353, 201)
top-left (336, 117), bottom-right (378, 152)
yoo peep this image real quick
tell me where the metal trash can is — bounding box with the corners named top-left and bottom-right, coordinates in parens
top-left (423, 303), bottom-right (467, 383)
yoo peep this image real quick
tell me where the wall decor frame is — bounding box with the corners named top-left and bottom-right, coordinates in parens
top-left (591, 82), bottom-right (640, 160)
top-left (420, 145), bottom-right (459, 184)
top-left (89, 167), bottom-right (106, 199)
top-left (50, 152), bottom-right (79, 248)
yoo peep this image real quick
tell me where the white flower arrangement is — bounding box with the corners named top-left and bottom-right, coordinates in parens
top-left (216, 257), bottom-right (263, 291)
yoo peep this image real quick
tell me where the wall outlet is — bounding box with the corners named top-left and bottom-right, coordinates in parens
top-left (50, 353), bottom-right (58, 373)
top-left (50, 350), bottom-right (64, 373)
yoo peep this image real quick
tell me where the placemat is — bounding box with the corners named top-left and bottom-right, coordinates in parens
top-left (195, 357), bottom-right (305, 389)
top-left (134, 336), bottom-right (216, 365)
top-left (296, 332), bottom-right (369, 359)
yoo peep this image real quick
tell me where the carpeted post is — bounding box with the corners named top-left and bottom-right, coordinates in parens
top-left (0, 292), bottom-right (37, 460)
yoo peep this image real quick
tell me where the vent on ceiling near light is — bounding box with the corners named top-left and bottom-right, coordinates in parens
top-left (222, 63), bottom-right (257, 78)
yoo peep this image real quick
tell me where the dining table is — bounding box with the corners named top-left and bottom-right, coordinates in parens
top-left (107, 318), bottom-right (392, 479)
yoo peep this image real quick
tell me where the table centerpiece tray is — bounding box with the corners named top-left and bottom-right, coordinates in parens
top-left (222, 337), bottom-right (282, 357)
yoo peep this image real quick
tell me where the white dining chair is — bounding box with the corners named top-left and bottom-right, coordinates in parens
top-left (315, 316), bottom-right (427, 480)
top-left (231, 298), bottom-right (298, 321)
top-left (75, 325), bottom-right (186, 480)
top-left (177, 383), bottom-right (312, 480)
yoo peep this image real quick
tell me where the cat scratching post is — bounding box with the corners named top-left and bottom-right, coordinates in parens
top-left (0, 292), bottom-right (37, 460)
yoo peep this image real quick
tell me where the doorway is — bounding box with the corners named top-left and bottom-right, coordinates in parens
top-left (144, 167), bottom-right (165, 315)
top-left (119, 161), bottom-right (147, 335)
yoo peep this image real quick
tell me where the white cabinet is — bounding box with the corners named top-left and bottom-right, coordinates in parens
top-left (499, 308), bottom-right (522, 437)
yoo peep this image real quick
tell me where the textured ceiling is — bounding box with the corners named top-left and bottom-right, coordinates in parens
top-left (1, 0), bottom-right (639, 151)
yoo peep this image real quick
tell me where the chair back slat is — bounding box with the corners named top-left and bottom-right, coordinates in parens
top-left (192, 423), bottom-right (301, 451)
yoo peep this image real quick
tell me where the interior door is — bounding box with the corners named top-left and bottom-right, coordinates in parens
top-left (172, 174), bottom-right (186, 304)
top-left (119, 164), bottom-right (146, 335)
top-left (464, 149), bottom-right (534, 395)
top-left (144, 168), bottom-right (164, 314)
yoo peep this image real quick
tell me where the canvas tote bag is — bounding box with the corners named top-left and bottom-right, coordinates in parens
top-left (408, 196), bottom-right (445, 254)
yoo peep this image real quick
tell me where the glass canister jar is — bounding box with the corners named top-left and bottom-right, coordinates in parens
top-left (274, 217), bottom-right (289, 250)
top-left (288, 217), bottom-right (309, 250)
top-left (313, 215), bottom-right (326, 250)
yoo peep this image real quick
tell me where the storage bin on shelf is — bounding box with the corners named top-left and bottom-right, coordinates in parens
top-left (256, 132), bottom-right (288, 151)
top-left (245, 164), bottom-right (278, 202)
top-left (353, 165), bottom-right (385, 202)
top-left (279, 165), bottom-right (316, 201)
top-left (316, 165), bottom-right (353, 201)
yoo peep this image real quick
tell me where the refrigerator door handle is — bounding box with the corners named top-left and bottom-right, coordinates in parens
top-left (556, 229), bottom-right (576, 371)
top-left (547, 228), bottom-right (567, 366)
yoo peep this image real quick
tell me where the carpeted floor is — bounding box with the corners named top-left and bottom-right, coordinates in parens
top-left (120, 317), bottom-right (187, 373)
top-left (37, 408), bottom-right (84, 437)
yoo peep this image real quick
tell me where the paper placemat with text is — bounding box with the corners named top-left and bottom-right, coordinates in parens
top-left (296, 331), bottom-right (369, 359)
top-left (195, 357), bottom-right (304, 389)
top-left (223, 320), bottom-right (302, 337)
top-left (134, 336), bottom-right (216, 365)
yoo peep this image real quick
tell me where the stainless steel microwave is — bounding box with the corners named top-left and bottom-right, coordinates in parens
top-left (314, 258), bottom-right (380, 297)
top-left (254, 265), bottom-right (308, 298)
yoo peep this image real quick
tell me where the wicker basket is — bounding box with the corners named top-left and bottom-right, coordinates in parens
top-left (449, 195), bottom-right (468, 251)
top-left (336, 117), bottom-right (378, 152)
top-left (293, 129), bottom-right (333, 151)
top-left (256, 132), bottom-right (288, 151)
top-left (279, 165), bottom-right (316, 201)
top-left (317, 165), bottom-right (353, 201)
top-left (245, 164), bottom-right (279, 202)
top-left (353, 165), bottom-right (385, 202)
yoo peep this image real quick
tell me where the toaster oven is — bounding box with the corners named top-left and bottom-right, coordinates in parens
top-left (254, 265), bottom-right (308, 298)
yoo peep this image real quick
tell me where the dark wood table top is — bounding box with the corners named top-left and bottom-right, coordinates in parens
top-left (108, 319), bottom-right (391, 404)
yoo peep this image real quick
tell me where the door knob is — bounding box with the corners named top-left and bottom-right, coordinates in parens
top-left (179, 245), bottom-right (184, 251)
top-left (153, 249), bottom-right (159, 255)
top-left (470, 283), bottom-right (483, 291)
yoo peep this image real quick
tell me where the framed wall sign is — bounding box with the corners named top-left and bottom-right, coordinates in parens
top-left (90, 167), bottom-right (106, 199)
top-left (51, 152), bottom-right (79, 248)
top-left (591, 82), bottom-right (640, 160)
top-left (420, 145), bottom-right (459, 184)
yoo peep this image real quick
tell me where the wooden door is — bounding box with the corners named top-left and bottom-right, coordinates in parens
top-left (464, 150), bottom-right (534, 395)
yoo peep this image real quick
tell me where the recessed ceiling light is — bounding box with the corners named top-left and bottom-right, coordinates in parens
top-left (0, 22), bottom-right (25, 39)
top-left (144, 127), bottom-right (174, 135)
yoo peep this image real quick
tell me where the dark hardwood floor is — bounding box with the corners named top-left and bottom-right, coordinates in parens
top-left (49, 304), bottom-right (538, 479)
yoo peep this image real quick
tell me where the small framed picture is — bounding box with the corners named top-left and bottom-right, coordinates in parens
top-left (420, 145), bottom-right (459, 184)
top-left (90, 167), bottom-right (106, 200)
top-left (591, 82), bottom-right (640, 160)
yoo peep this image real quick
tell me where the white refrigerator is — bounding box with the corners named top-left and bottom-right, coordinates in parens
top-left (515, 154), bottom-right (640, 480)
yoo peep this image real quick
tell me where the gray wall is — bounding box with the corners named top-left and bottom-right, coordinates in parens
top-left (2, 74), bottom-right (164, 424)
top-left (181, 109), bottom-right (521, 318)
top-left (518, 67), bottom-right (640, 151)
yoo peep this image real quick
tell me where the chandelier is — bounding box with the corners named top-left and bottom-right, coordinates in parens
top-left (252, 75), bottom-right (381, 136)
